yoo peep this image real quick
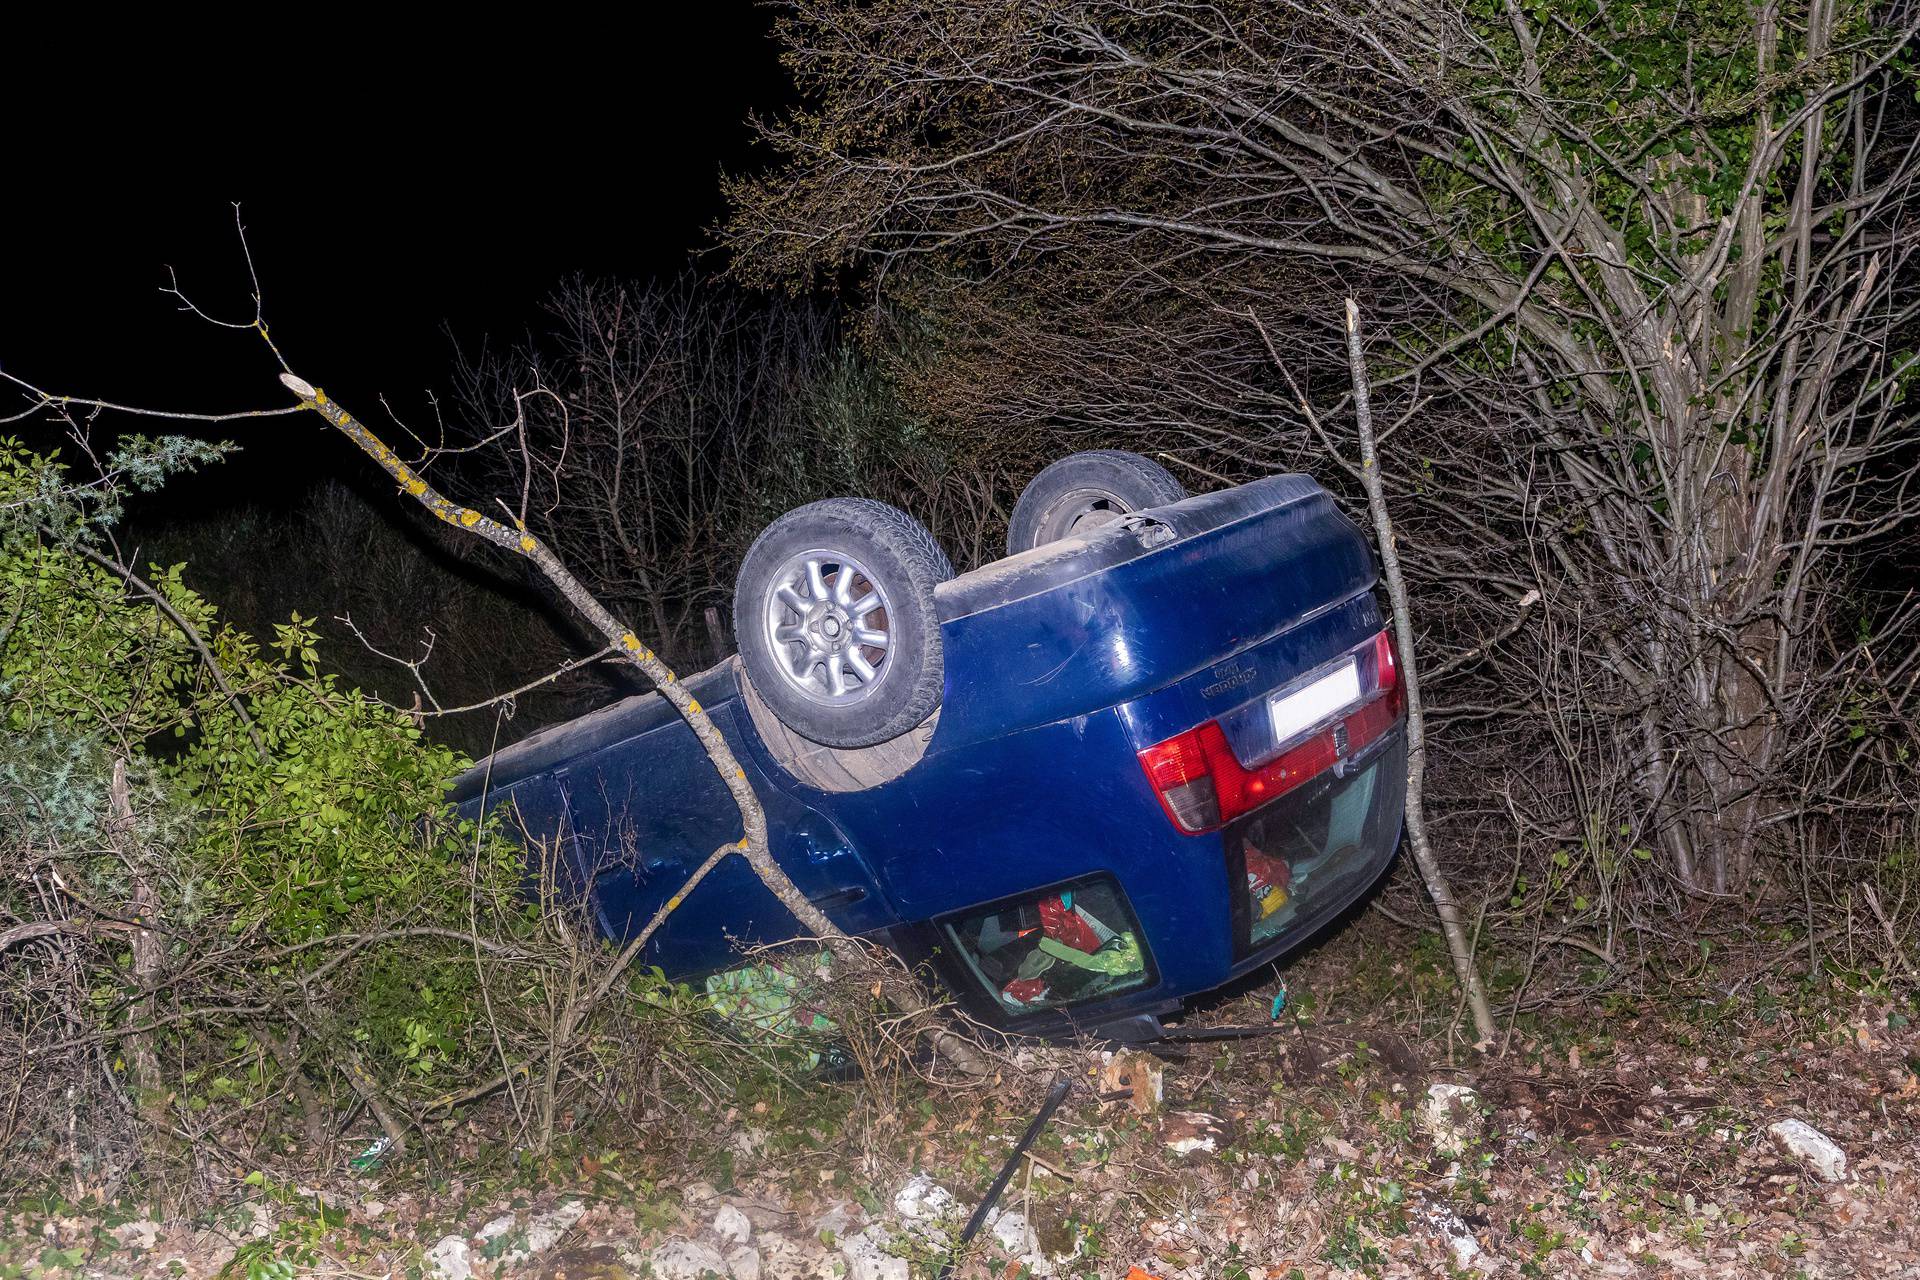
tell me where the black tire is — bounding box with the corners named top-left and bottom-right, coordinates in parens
top-left (1006, 450), bottom-right (1188, 555)
top-left (734, 498), bottom-right (952, 749)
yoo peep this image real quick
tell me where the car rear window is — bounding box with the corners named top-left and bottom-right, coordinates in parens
top-left (1228, 737), bottom-right (1406, 957)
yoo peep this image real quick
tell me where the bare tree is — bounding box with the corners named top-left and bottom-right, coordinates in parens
top-left (728, 0), bottom-right (1920, 915)
top-left (451, 278), bottom-right (837, 663)
top-left (447, 275), bottom-right (1014, 681)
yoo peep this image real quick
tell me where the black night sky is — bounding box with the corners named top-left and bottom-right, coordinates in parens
top-left (3, 7), bottom-right (794, 515)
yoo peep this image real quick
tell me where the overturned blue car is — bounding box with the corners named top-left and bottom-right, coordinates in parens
top-left (451, 451), bottom-right (1406, 1040)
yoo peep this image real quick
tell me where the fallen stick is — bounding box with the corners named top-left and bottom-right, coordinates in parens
top-left (937, 1076), bottom-right (1072, 1279)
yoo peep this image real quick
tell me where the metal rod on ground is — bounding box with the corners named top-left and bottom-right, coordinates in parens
top-left (936, 1075), bottom-right (1073, 1280)
top-left (1156, 1023), bottom-right (1292, 1044)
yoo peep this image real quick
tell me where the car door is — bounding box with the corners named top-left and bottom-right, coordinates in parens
top-left (559, 699), bottom-right (894, 977)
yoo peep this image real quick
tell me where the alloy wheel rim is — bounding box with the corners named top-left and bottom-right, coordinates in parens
top-left (761, 548), bottom-right (894, 706)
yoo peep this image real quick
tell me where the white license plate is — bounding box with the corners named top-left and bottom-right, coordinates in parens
top-left (1268, 660), bottom-right (1361, 746)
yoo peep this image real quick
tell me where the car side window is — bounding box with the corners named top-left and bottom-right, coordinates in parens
top-left (937, 875), bottom-right (1155, 1015)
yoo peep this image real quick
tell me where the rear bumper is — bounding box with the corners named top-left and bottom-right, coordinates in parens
top-left (902, 726), bottom-right (1405, 1040)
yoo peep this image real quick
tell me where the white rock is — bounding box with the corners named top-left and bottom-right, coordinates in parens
top-left (110, 1220), bottom-right (162, 1251)
top-left (239, 1202), bottom-right (275, 1241)
top-left (1009, 1045), bottom-right (1053, 1072)
top-left (1413, 1199), bottom-right (1482, 1271)
top-left (294, 1185), bottom-right (344, 1209)
top-left (523, 1199), bottom-right (587, 1254)
top-left (714, 1202), bottom-right (754, 1246)
top-left (760, 1235), bottom-right (837, 1280)
top-left (731, 1200), bottom-right (797, 1232)
top-left (810, 1200), bottom-right (863, 1243)
top-left (987, 1208), bottom-right (1040, 1256)
top-left (653, 1238), bottom-right (732, 1280)
top-left (1449, 1229), bottom-right (1483, 1269)
top-left (683, 1180), bottom-right (723, 1214)
top-left (476, 1213), bottom-right (516, 1243)
top-left (893, 1172), bottom-right (959, 1222)
top-left (1768, 1119), bottom-right (1848, 1182)
top-left (1159, 1109), bottom-right (1230, 1157)
top-left (840, 1226), bottom-right (909, 1280)
top-left (726, 1243), bottom-right (763, 1280)
top-left (1321, 1135), bottom-right (1362, 1161)
top-left (728, 1127), bottom-right (770, 1160)
top-left (1422, 1083), bottom-right (1486, 1156)
top-left (985, 1209), bottom-right (1050, 1275)
top-left (423, 1235), bottom-right (472, 1280)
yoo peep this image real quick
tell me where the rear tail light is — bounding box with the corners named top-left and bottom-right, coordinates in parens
top-left (1138, 726), bottom-right (1228, 832)
top-left (1138, 630), bottom-right (1404, 833)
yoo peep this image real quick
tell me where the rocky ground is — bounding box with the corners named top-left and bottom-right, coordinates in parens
top-left (6, 918), bottom-right (1918, 1279)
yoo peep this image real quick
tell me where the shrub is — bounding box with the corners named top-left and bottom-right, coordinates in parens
top-left (0, 440), bottom-right (545, 1197)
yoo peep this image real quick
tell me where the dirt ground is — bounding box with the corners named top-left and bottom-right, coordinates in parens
top-left (6, 914), bottom-right (1918, 1279)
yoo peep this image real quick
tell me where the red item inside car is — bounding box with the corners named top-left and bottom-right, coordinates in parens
top-left (1001, 977), bottom-right (1051, 1006)
top-left (1245, 843), bottom-right (1293, 919)
top-left (1037, 893), bottom-right (1102, 953)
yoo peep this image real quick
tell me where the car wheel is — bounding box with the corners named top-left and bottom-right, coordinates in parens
top-left (1006, 450), bottom-right (1188, 555)
top-left (734, 498), bottom-right (952, 749)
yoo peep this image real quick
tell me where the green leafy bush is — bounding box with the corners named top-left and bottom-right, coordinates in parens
top-left (1, 439), bottom-right (537, 1189)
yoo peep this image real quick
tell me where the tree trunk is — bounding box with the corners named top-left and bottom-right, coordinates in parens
top-left (1344, 302), bottom-right (1499, 1050)
top-left (107, 758), bottom-right (182, 1175)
